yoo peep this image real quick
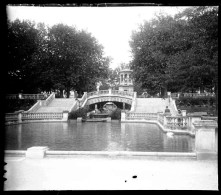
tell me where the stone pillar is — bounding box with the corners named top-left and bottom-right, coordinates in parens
top-left (181, 110), bottom-right (186, 116)
top-left (77, 117), bottom-right (82, 122)
top-left (62, 111), bottom-right (69, 121)
top-left (18, 93), bottom-right (22, 99)
top-left (18, 111), bottom-right (23, 123)
top-left (95, 104), bottom-right (97, 110)
top-left (106, 117), bottom-right (111, 122)
top-left (26, 146), bottom-right (49, 159)
top-left (193, 120), bottom-right (218, 160)
top-left (163, 115), bottom-right (167, 126)
top-left (121, 112), bottom-right (126, 122)
top-left (123, 102), bottom-right (125, 110)
top-left (109, 88), bottom-right (112, 94)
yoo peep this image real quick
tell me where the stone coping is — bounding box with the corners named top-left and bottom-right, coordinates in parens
top-left (5, 120), bottom-right (68, 126)
top-left (4, 150), bottom-right (196, 158)
top-left (122, 120), bottom-right (195, 137)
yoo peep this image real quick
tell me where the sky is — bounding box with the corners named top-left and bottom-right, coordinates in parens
top-left (6, 5), bottom-right (187, 69)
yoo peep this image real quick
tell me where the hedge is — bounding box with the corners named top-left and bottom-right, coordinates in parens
top-left (176, 96), bottom-right (216, 107)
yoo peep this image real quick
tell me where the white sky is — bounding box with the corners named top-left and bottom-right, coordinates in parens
top-left (6, 6), bottom-right (187, 69)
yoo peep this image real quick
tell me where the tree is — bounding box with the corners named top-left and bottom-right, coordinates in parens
top-left (129, 6), bottom-right (218, 101)
top-left (7, 19), bottom-right (40, 93)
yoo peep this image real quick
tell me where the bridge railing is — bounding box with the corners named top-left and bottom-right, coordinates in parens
top-left (87, 90), bottom-right (134, 98)
top-left (112, 90), bottom-right (134, 97)
top-left (87, 90), bottom-right (109, 98)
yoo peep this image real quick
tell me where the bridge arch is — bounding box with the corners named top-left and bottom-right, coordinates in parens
top-left (86, 95), bottom-right (133, 106)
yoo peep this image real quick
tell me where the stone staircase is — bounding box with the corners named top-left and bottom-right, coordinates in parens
top-left (36, 98), bottom-right (76, 113)
top-left (134, 98), bottom-right (177, 115)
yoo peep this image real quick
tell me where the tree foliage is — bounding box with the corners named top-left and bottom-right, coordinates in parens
top-left (129, 6), bottom-right (218, 98)
top-left (7, 20), bottom-right (109, 97)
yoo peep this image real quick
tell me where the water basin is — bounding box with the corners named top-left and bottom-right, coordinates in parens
top-left (4, 121), bottom-right (195, 152)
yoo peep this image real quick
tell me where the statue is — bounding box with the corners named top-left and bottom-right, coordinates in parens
top-left (96, 81), bottom-right (102, 91)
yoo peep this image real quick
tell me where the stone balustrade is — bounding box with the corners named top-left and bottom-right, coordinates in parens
top-left (171, 92), bottom-right (215, 98)
top-left (5, 111), bottom-right (68, 123)
top-left (126, 112), bottom-right (158, 120)
top-left (22, 112), bottom-right (63, 120)
top-left (6, 93), bottom-right (46, 100)
top-left (5, 113), bottom-right (19, 122)
top-left (165, 116), bottom-right (189, 130)
top-left (87, 90), bottom-right (134, 98)
top-left (44, 93), bottom-right (55, 106)
top-left (87, 90), bottom-right (109, 97)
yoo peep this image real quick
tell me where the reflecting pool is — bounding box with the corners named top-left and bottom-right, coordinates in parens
top-left (5, 122), bottom-right (195, 152)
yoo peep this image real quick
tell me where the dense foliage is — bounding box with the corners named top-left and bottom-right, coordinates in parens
top-left (109, 108), bottom-right (121, 120)
top-left (7, 20), bottom-right (109, 97)
top-left (68, 107), bottom-right (90, 119)
top-left (176, 96), bottom-right (216, 107)
top-left (130, 6), bottom-right (218, 98)
top-left (5, 99), bottom-right (37, 113)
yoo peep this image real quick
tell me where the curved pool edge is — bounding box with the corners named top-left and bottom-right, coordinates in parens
top-left (4, 150), bottom-right (197, 158)
top-left (122, 120), bottom-right (195, 137)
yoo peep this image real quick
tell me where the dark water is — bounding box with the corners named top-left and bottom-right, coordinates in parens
top-left (4, 122), bottom-right (195, 152)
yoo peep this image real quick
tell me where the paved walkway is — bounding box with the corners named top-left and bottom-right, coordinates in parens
top-left (4, 155), bottom-right (218, 190)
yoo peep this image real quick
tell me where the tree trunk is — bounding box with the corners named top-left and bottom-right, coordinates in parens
top-left (200, 86), bottom-right (204, 93)
top-left (60, 89), bottom-right (63, 98)
top-left (215, 84), bottom-right (218, 115)
top-left (66, 89), bottom-right (70, 98)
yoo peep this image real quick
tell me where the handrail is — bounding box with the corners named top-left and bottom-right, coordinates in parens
top-left (26, 100), bottom-right (41, 113)
top-left (44, 93), bottom-right (55, 106)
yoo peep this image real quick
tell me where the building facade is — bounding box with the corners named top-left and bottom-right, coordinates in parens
top-left (118, 69), bottom-right (134, 93)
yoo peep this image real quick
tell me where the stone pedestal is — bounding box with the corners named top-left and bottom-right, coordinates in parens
top-left (106, 117), bottom-right (111, 122)
top-left (193, 120), bottom-right (218, 160)
top-left (26, 146), bottom-right (48, 159)
top-left (77, 117), bottom-right (82, 122)
top-left (121, 112), bottom-right (126, 122)
top-left (62, 111), bottom-right (69, 121)
top-left (17, 111), bottom-right (24, 123)
top-left (18, 93), bottom-right (22, 99)
top-left (181, 110), bottom-right (186, 116)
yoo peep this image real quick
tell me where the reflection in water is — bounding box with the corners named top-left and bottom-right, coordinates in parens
top-left (5, 122), bottom-right (195, 152)
top-left (17, 124), bottom-right (22, 149)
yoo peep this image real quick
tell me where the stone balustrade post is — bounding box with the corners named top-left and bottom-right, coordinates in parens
top-left (17, 111), bottom-right (23, 123)
top-left (109, 88), bottom-right (112, 95)
top-left (121, 111), bottom-right (126, 122)
top-left (62, 111), bottom-right (69, 121)
top-left (163, 115), bottom-right (167, 126)
top-left (193, 120), bottom-right (218, 160)
top-left (18, 93), bottom-right (22, 99)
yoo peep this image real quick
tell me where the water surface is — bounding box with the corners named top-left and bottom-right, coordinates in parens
top-left (5, 122), bottom-right (195, 152)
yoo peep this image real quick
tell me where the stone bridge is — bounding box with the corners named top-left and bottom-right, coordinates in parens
top-left (81, 89), bottom-right (136, 107)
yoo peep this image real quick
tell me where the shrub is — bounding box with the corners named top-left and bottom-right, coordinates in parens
top-left (5, 99), bottom-right (37, 113)
top-left (68, 107), bottom-right (89, 119)
top-left (109, 108), bottom-right (121, 120)
top-left (176, 96), bottom-right (215, 107)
